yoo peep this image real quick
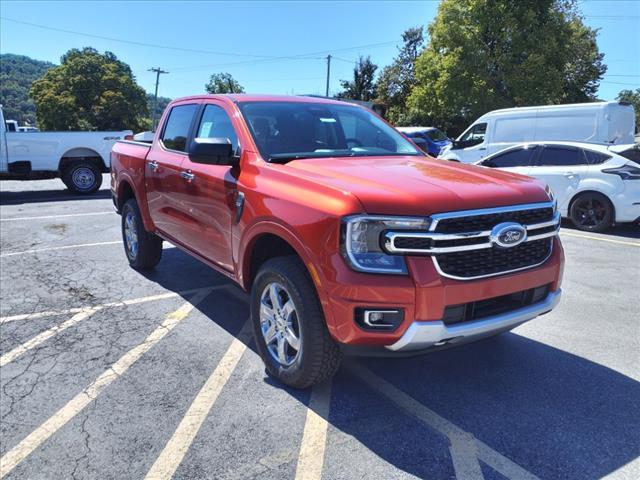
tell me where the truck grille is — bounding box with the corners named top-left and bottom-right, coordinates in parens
top-left (435, 207), bottom-right (554, 233)
top-left (435, 239), bottom-right (552, 279)
top-left (382, 202), bottom-right (559, 280)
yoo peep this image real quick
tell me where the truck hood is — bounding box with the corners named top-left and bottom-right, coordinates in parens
top-left (287, 156), bottom-right (550, 215)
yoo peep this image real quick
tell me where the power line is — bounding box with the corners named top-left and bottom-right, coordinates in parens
top-left (0, 16), bottom-right (280, 59)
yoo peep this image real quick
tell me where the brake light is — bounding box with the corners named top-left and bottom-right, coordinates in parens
top-left (602, 164), bottom-right (640, 180)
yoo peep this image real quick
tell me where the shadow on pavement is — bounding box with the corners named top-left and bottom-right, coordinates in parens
top-left (141, 248), bottom-right (640, 480)
top-left (0, 188), bottom-right (111, 206)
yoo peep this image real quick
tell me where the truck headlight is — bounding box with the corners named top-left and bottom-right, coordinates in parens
top-left (342, 215), bottom-right (430, 274)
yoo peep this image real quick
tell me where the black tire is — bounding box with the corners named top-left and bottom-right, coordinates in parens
top-left (121, 199), bottom-right (163, 270)
top-left (61, 160), bottom-right (103, 194)
top-left (569, 192), bottom-right (613, 233)
top-left (250, 256), bottom-right (341, 389)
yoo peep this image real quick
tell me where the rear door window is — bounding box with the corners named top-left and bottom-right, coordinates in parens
top-left (483, 147), bottom-right (537, 168)
top-left (534, 147), bottom-right (587, 166)
top-left (584, 150), bottom-right (611, 165)
top-left (161, 104), bottom-right (198, 152)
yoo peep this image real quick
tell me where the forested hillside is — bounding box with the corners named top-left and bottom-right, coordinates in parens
top-left (0, 53), bottom-right (55, 125)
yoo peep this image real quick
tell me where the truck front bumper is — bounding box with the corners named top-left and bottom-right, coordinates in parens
top-left (386, 289), bottom-right (561, 352)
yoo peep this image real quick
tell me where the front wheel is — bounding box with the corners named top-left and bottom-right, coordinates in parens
top-left (121, 199), bottom-right (163, 270)
top-left (250, 256), bottom-right (341, 389)
top-left (61, 160), bottom-right (103, 194)
top-left (569, 192), bottom-right (613, 232)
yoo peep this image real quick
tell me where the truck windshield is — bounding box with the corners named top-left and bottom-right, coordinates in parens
top-left (238, 101), bottom-right (422, 162)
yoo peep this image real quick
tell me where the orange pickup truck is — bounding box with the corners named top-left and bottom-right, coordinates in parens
top-left (111, 95), bottom-right (564, 388)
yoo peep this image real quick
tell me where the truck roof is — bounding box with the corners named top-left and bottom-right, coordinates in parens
top-left (172, 94), bottom-right (354, 106)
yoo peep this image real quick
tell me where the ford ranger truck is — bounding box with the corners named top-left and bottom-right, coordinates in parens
top-left (111, 95), bottom-right (564, 388)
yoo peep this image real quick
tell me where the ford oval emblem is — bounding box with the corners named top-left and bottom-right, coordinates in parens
top-left (490, 222), bottom-right (527, 248)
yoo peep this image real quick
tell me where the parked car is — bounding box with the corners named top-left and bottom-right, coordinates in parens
top-left (475, 141), bottom-right (640, 232)
top-left (1, 105), bottom-right (133, 193)
top-left (396, 126), bottom-right (451, 156)
top-left (439, 101), bottom-right (636, 163)
top-left (111, 94), bottom-right (564, 388)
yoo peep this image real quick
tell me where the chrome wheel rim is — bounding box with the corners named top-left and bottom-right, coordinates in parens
top-left (259, 282), bottom-right (301, 367)
top-left (124, 211), bottom-right (138, 258)
top-left (72, 167), bottom-right (96, 190)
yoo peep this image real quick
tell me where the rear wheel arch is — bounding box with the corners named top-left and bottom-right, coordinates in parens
top-left (117, 180), bottom-right (136, 212)
top-left (568, 189), bottom-right (616, 219)
top-left (58, 148), bottom-right (107, 172)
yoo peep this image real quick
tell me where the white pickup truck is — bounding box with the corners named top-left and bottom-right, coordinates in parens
top-left (0, 106), bottom-right (132, 194)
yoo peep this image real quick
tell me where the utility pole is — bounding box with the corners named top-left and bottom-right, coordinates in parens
top-left (325, 55), bottom-right (332, 98)
top-left (148, 67), bottom-right (168, 131)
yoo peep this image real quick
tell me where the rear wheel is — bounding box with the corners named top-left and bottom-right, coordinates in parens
top-left (61, 160), bottom-right (103, 194)
top-left (250, 256), bottom-right (341, 389)
top-left (121, 199), bottom-right (163, 270)
top-left (569, 192), bottom-right (613, 232)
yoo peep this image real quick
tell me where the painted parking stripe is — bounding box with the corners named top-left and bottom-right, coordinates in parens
top-left (0, 241), bottom-right (122, 257)
top-left (0, 308), bottom-right (99, 367)
top-left (560, 231), bottom-right (640, 247)
top-left (294, 380), bottom-right (333, 480)
top-left (349, 362), bottom-right (539, 480)
top-left (0, 288), bottom-right (209, 324)
top-left (0, 211), bottom-right (113, 222)
top-left (0, 241), bottom-right (175, 258)
top-left (144, 321), bottom-right (252, 480)
top-left (0, 289), bottom-right (212, 479)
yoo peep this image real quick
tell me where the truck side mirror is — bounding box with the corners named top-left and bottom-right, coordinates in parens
top-left (189, 137), bottom-right (235, 165)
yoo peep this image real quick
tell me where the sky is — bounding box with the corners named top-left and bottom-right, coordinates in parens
top-left (0, 0), bottom-right (638, 101)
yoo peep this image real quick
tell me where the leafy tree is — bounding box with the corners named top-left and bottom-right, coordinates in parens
top-left (0, 53), bottom-right (54, 125)
top-left (205, 73), bottom-right (245, 94)
top-left (408, 0), bottom-right (607, 134)
top-left (376, 27), bottom-right (425, 124)
top-left (30, 47), bottom-right (148, 131)
top-left (337, 56), bottom-right (378, 102)
top-left (616, 89), bottom-right (640, 131)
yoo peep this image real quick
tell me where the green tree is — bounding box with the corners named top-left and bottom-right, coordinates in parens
top-left (337, 56), bottom-right (378, 101)
top-left (616, 88), bottom-right (640, 132)
top-left (30, 48), bottom-right (148, 131)
top-left (376, 27), bottom-right (425, 124)
top-left (205, 73), bottom-right (245, 94)
top-left (0, 53), bottom-right (54, 125)
top-left (408, 0), bottom-right (607, 134)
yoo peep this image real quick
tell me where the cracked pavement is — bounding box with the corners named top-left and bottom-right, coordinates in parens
top-left (1, 176), bottom-right (639, 479)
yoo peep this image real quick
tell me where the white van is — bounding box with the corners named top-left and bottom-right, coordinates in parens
top-left (439, 101), bottom-right (636, 163)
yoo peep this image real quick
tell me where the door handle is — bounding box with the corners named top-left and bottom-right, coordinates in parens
top-left (564, 172), bottom-right (577, 178)
top-left (180, 171), bottom-right (195, 182)
top-left (147, 161), bottom-right (159, 171)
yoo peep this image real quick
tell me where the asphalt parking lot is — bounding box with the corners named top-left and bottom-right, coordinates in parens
top-left (1, 175), bottom-right (639, 480)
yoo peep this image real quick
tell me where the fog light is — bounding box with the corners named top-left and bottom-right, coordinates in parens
top-left (355, 308), bottom-right (404, 331)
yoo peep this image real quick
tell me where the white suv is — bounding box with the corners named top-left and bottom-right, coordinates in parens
top-left (475, 141), bottom-right (640, 232)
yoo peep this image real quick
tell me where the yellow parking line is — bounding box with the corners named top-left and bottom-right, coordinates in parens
top-left (0, 211), bottom-right (113, 222)
top-left (0, 289), bottom-right (212, 479)
top-left (0, 241), bottom-right (122, 257)
top-left (0, 288), bottom-right (211, 324)
top-left (349, 363), bottom-right (539, 480)
top-left (560, 231), bottom-right (640, 247)
top-left (145, 321), bottom-right (252, 480)
top-left (0, 308), bottom-right (100, 367)
top-left (294, 380), bottom-right (333, 480)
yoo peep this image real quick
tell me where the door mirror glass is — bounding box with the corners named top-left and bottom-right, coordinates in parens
top-left (189, 137), bottom-right (234, 165)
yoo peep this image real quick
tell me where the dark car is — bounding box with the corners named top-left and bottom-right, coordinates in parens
top-left (397, 126), bottom-right (452, 157)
